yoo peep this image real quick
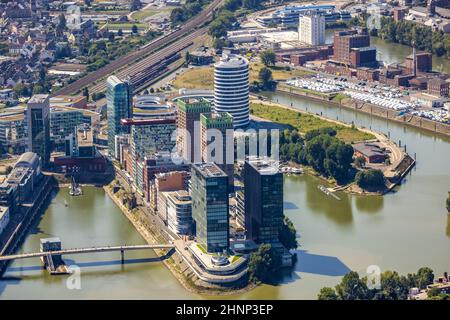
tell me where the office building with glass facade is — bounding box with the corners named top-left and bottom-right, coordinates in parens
top-left (200, 112), bottom-right (234, 188)
top-left (191, 163), bottom-right (229, 253)
top-left (106, 76), bottom-right (132, 155)
top-left (244, 158), bottom-right (283, 244)
top-left (26, 94), bottom-right (50, 167)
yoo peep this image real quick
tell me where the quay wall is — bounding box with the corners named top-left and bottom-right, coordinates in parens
top-left (276, 87), bottom-right (450, 138)
top-left (0, 176), bottom-right (56, 275)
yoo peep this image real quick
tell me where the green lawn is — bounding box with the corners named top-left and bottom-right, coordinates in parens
top-left (250, 102), bottom-right (374, 143)
top-left (98, 22), bottom-right (147, 31)
top-left (130, 8), bottom-right (171, 21)
top-left (197, 244), bottom-right (207, 254)
top-left (231, 255), bottom-right (242, 263)
top-left (172, 63), bottom-right (315, 89)
top-left (173, 67), bottom-right (214, 89)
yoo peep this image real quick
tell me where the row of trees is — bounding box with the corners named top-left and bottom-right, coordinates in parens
top-left (13, 67), bottom-right (52, 96)
top-left (249, 50), bottom-right (278, 91)
top-left (254, 67), bottom-right (276, 91)
top-left (318, 267), bottom-right (439, 300)
top-left (209, 10), bottom-right (238, 39)
top-left (170, 0), bottom-right (208, 26)
top-left (279, 128), bottom-right (355, 184)
top-left (209, 0), bottom-right (265, 40)
top-left (259, 50), bottom-right (276, 66)
top-left (81, 30), bottom-right (160, 72)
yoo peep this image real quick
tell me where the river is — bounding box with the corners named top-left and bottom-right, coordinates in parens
top-left (1, 39), bottom-right (450, 299)
top-left (0, 187), bottom-right (197, 299)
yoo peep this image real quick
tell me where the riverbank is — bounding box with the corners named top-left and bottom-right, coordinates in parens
top-left (251, 98), bottom-right (415, 195)
top-left (276, 85), bottom-right (450, 138)
top-left (103, 183), bottom-right (256, 296)
top-left (0, 175), bottom-right (55, 275)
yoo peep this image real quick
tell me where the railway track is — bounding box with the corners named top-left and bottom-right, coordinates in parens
top-left (89, 27), bottom-right (207, 94)
top-left (51, 0), bottom-right (222, 97)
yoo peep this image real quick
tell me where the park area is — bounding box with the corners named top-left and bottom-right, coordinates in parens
top-left (130, 6), bottom-right (173, 21)
top-left (172, 63), bottom-right (313, 89)
top-left (250, 102), bottom-right (375, 143)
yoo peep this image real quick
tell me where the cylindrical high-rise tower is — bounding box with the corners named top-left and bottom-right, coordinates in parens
top-left (214, 54), bottom-right (249, 128)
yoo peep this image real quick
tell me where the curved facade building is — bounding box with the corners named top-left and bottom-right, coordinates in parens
top-left (214, 54), bottom-right (249, 128)
top-left (133, 95), bottom-right (175, 119)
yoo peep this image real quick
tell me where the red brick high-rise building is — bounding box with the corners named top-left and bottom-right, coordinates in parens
top-left (333, 28), bottom-right (370, 64)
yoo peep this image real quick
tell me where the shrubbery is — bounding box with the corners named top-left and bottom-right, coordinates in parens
top-left (279, 128), bottom-right (354, 184)
top-left (318, 267), bottom-right (437, 300)
top-left (248, 244), bottom-right (282, 283)
top-left (355, 169), bottom-right (385, 191)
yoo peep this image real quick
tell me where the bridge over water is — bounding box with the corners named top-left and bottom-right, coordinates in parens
top-left (0, 244), bottom-right (175, 262)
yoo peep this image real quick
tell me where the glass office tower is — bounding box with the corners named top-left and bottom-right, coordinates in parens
top-left (191, 163), bottom-right (229, 253)
top-left (27, 94), bottom-right (50, 167)
top-left (106, 76), bottom-right (132, 156)
top-left (244, 158), bottom-right (283, 243)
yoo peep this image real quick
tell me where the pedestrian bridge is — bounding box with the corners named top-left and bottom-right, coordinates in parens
top-left (0, 244), bottom-right (175, 261)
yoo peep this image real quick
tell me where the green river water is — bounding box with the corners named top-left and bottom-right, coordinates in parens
top-left (1, 38), bottom-right (449, 300)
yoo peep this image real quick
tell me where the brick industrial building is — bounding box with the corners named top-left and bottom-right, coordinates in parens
top-left (332, 28), bottom-right (376, 67)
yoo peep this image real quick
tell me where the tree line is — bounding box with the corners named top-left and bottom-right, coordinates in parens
top-left (170, 0), bottom-right (210, 26)
top-left (209, 0), bottom-right (265, 41)
top-left (349, 15), bottom-right (450, 58)
top-left (278, 127), bottom-right (386, 190)
top-left (318, 267), bottom-right (449, 300)
top-left (279, 127), bottom-right (355, 185)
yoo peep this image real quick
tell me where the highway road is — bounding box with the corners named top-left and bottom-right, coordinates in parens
top-left (51, 0), bottom-right (223, 97)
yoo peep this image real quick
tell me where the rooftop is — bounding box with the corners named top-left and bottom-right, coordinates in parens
top-left (215, 53), bottom-right (248, 69)
top-left (120, 118), bottom-right (176, 126)
top-left (247, 157), bottom-right (280, 175)
top-left (166, 190), bottom-right (192, 205)
top-left (107, 75), bottom-right (127, 87)
top-left (28, 94), bottom-right (49, 104)
top-left (50, 95), bottom-right (85, 105)
top-left (193, 163), bottom-right (227, 178)
top-left (200, 112), bottom-right (234, 127)
top-left (7, 166), bottom-right (32, 185)
top-left (352, 142), bottom-right (386, 158)
top-left (410, 6), bottom-right (428, 14)
top-left (76, 128), bottom-right (93, 147)
top-left (428, 77), bottom-right (449, 85)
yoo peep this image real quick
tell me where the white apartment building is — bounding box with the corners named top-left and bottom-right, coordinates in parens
top-left (298, 14), bottom-right (325, 46)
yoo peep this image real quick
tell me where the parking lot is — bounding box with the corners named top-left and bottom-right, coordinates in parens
top-left (286, 75), bottom-right (450, 124)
